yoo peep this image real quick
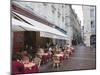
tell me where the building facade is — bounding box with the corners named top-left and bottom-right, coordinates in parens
top-left (12, 1), bottom-right (82, 52)
top-left (82, 6), bottom-right (96, 47)
top-left (69, 5), bottom-right (82, 45)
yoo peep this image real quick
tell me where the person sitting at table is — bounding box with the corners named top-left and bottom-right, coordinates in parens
top-left (33, 54), bottom-right (41, 68)
top-left (58, 48), bottom-right (62, 53)
top-left (59, 50), bottom-right (64, 60)
top-left (52, 54), bottom-right (60, 68)
top-left (37, 48), bottom-right (44, 58)
top-left (70, 46), bottom-right (75, 52)
top-left (21, 50), bottom-right (28, 57)
top-left (41, 49), bottom-right (50, 64)
top-left (48, 50), bottom-right (52, 60)
top-left (22, 55), bottom-right (39, 74)
top-left (67, 47), bottom-right (73, 55)
top-left (48, 47), bottom-right (53, 56)
top-left (54, 48), bottom-right (60, 54)
top-left (52, 47), bottom-right (56, 55)
top-left (64, 47), bottom-right (70, 59)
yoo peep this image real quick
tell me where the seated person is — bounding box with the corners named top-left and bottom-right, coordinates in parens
top-left (37, 48), bottom-right (44, 58)
top-left (49, 47), bottom-right (52, 52)
top-left (64, 49), bottom-right (69, 59)
top-left (59, 50), bottom-right (64, 61)
top-left (51, 48), bottom-right (55, 55)
top-left (67, 47), bottom-right (73, 55)
top-left (33, 54), bottom-right (41, 68)
top-left (21, 50), bottom-right (28, 56)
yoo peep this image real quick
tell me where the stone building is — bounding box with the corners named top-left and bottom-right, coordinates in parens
top-left (82, 6), bottom-right (96, 47)
top-left (11, 1), bottom-right (82, 52)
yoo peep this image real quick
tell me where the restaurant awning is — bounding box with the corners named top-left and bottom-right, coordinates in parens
top-left (12, 12), bottom-right (68, 40)
top-left (12, 18), bottom-right (43, 31)
top-left (40, 32), bottom-right (68, 40)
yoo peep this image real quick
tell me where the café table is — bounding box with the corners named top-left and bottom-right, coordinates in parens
top-left (23, 63), bottom-right (39, 74)
top-left (55, 53), bottom-right (64, 62)
top-left (42, 53), bottom-right (50, 63)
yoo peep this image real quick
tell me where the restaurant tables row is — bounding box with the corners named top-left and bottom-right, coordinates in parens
top-left (12, 47), bottom-right (75, 74)
top-left (41, 47), bottom-right (75, 64)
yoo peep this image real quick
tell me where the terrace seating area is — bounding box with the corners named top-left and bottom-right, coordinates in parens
top-left (12, 44), bottom-right (75, 75)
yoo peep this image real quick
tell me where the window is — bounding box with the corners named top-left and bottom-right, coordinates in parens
top-left (90, 8), bottom-right (94, 17)
top-left (51, 5), bottom-right (56, 10)
top-left (84, 36), bottom-right (86, 41)
top-left (91, 21), bottom-right (94, 28)
top-left (43, 3), bottom-right (47, 6)
top-left (58, 11), bottom-right (61, 18)
top-left (51, 5), bottom-right (56, 14)
top-left (82, 26), bottom-right (84, 30)
top-left (65, 22), bottom-right (68, 26)
top-left (52, 10), bottom-right (55, 14)
top-left (62, 5), bottom-right (64, 8)
top-left (62, 16), bottom-right (64, 22)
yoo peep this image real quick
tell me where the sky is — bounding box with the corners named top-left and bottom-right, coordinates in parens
top-left (72, 5), bottom-right (83, 26)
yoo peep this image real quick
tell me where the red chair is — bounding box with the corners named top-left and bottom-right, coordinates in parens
top-left (60, 56), bottom-right (64, 62)
top-left (12, 61), bottom-right (24, 75)
top-left (42, 55), bottom-right (48, 63)
top-left (46, 53), bottom-right (50, 60)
